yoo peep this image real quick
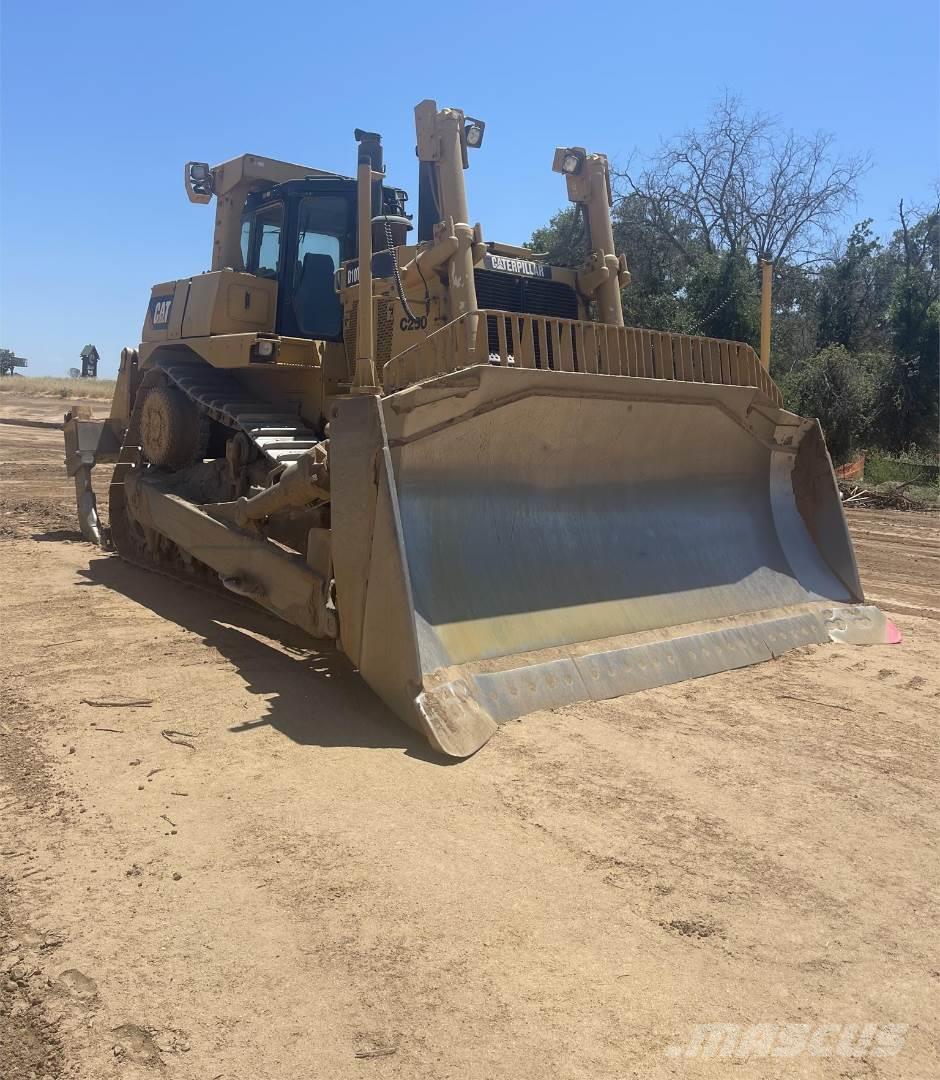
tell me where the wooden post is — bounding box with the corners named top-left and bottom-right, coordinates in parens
top-left (759, 257), bottom-right (773, 371)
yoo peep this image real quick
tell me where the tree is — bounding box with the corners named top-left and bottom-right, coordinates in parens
top-left (683, 252), bottom-right (760, 344)
top-left (615, 194), bottom-right (698, 331)
top-left (781, 345), bottom-right (879, 464)
top-left (618, 94), bottom-right (868, 266)
top-left (531, 96), bottom-right (867, 343)
top-left (529, 195), bottom-right (697, 332)
top-left (766, 261), bottom-right (820, 377)
top-left (0, 348), bottom-right (28, 376)
top-left (529, 206), bottom-right (590, 269)
top-left (871, 201), bottom-right (940, 449)
top-left (614, 95), bottom-right (868, 344)
top-left (526, 101), bottom-right (937, 459)
top-left (815, 221), bottom-right (893, 353)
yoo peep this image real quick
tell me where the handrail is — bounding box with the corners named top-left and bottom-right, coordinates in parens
top-left (382, 310), bottom-right (782, 405)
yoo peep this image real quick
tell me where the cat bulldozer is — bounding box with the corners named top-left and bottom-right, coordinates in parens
top-left (63, 100), bottom-right (898, 757)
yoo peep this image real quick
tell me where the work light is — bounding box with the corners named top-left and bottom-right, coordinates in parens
top-left (464, 119), bottom-right (485, 149)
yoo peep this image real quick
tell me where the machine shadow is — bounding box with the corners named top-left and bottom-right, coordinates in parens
top-left (33, 529), bottom-right (85, 543)
top-left (80, 555), bottom-right (448, 763)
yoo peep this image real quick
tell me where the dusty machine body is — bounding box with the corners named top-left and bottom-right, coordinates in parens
top-left (64, 100), bottom-right (897, 757)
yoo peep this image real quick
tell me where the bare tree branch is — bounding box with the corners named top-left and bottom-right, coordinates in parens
top-left (613, 95), bottom-right (870, 267)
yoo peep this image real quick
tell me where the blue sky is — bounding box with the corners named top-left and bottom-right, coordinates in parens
top-left (2, 0), bottom-right (937, 376)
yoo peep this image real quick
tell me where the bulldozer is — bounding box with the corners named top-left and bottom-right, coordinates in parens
top-left (63, 100), bottom-right (899, 757)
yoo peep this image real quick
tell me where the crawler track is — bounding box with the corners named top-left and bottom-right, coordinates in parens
top-left (107, 359), bottom-right (325, 602)
top-left (154, 357), bottom-right (322, 467)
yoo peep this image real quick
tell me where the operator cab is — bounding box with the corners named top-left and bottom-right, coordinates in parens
top-left (239, 177), bottom-right (408, 342)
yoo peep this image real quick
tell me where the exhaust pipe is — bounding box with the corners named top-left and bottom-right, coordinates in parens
top-left (352, 129), bottom-right (382, 393)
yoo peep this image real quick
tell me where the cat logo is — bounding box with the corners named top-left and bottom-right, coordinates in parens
top-left (150, 295), bottom-right (174, 328)
top-left (483, 253), bottom-right (552, 279)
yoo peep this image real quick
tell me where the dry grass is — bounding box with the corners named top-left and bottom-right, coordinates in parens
top-left (0, 375), bottom-right (116, 400)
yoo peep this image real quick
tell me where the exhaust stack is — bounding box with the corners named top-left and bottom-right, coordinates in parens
top-left (352, 129), bottom-right (383, 392)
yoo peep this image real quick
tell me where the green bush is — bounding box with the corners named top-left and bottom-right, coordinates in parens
top-left (864, 450), bottom-right (939, 487)
top-left (780, 345), bottom-right (877, 464)
top-left (684, 252), bottom-right (760, 345)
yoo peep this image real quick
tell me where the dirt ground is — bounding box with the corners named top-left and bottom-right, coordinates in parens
top-left (1, 394), bottom-right (938, 1079)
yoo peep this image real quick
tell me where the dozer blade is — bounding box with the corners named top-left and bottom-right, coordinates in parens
top-left (329, 365), bottom-right (898, 758)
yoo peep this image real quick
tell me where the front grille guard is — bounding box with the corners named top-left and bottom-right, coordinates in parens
top-left (382, 310), bottom-right (781, 404)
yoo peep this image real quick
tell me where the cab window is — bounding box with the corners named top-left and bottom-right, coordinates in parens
top-left (239, 217), bottom-right (251, 270)
top-left (290, 195), bottom-right (348, 339)
top-left (246, 203), bottom-right (283, 279)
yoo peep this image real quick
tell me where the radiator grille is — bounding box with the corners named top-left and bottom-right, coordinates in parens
top-left (343, 298), bottom-right (394, 369)
top-left (474, 269), bottom-right (578, 319)
top-left (343, 299), bottom-right (358, 368)
top-left (474, 269), bottom-right (578, 358)
top-left (377, 300), bottom-right (395, 365)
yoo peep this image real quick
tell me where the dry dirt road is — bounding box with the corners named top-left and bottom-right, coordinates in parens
top-left (1, 395), bottom-right (938, 1079)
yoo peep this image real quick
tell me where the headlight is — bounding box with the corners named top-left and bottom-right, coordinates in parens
top-left (464, 119), bottom-right (485, 149)
top-left (185, 161), bottom-right (214, 201)
top-left (255, 339), bottom-right (275, 358)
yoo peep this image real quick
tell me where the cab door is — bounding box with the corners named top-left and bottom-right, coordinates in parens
top-left (278, 192), bottom-right (352, 341)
